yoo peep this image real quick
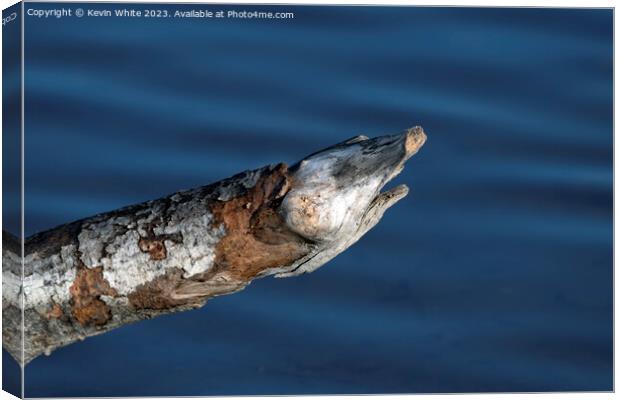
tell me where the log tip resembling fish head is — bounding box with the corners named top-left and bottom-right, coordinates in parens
top-left (275, 127), bottom-right (426, 276)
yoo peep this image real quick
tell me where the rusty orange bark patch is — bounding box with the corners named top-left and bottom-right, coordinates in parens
top-left (69, 262), bottom-right (117, 326)
top-left (137, 231), bottom-right (182, 261)
top-left (45, 303), bottom-right (64, 320)
top-left (127, 268), bottom-right (197, 310)
top-left (138, 237), bottom-right (167, 260)
top-left (210, 163), bottom-right (310, 281)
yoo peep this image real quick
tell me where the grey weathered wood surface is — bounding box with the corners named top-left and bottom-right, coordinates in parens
top-left (2, 127), bottom-right (426, 365)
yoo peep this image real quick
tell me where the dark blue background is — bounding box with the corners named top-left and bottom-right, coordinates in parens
top-left (10, 4), bottom-right (616, 396)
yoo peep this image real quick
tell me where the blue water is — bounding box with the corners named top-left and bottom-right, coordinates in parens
top-left (6, 4), bottom-right (614, 396)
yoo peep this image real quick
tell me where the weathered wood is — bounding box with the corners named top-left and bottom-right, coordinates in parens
top-left (2, 127), bottom-right (426, 365)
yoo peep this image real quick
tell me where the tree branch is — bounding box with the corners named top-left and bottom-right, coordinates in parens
top-left (2, 127), bottom-right (426, 365)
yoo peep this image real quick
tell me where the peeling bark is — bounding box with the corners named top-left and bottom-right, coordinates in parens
top-left (69, 261), bottom-right (118, 326)
top-left (2, 127), bottom-right (426, 365)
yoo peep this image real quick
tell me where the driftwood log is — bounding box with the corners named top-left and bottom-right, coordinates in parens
top-left (2, 127), bottom-right (426, 365)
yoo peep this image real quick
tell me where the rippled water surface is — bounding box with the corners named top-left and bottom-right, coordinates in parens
top-left (3, 4), bottom-right (613, 396)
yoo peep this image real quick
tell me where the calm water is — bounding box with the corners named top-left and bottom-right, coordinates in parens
top-left (3, 4), bottom-right (613, 396)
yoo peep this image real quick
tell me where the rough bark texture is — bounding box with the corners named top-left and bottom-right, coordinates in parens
top-left (2, 127), bottom-right (426, 365)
